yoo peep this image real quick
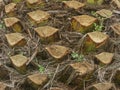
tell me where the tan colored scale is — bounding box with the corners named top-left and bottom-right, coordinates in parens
top-left (71, 15), bottom-right (97, 34)
top-left (96, 9), bottom-right (113, 18)
top-left (95, 52), bottom-right (114, 65)
top-left (50, 87), bottom-right (72, 90)
top-left (0, 0), bottom-right (4, 5)
top-left (61, 61), bottom-right (94, 89)
top-left (10, 54), bottom-right (28, 74)
top-left (111, 23), bottom-right (120, 35)
top-left (89, 83), bottom-right (114, 90)
top-left (5, 3), bottom-right (16, 17)
top-left (26, 0), bottom-right (40, 4)
top-left (27, 73), bottom-right (48, 89)
top-left (0, 82), bottom-right (8, 90)
top-left (62, 1), bottom-right (85, 10)
top-left (5, 33), bottom-right (26, 47)
top-left (34, 26), bottom-right (59, 43)
top-left (45, 45), bottom-right (69, 60)
top-left (50, 87), bottom-right (63, 90)
top-left (4, 17), bottom-right (23, 32)
top-left (0, 0), bottom-right (4, 8)
top-left (87, 31), bottom-right (108, 45)
top-left (70, 61), bottom-right (94, 76)
top-left (27, 10), bottom-right (50, 26)
top-left (26, 0), bottom-right (45, 9)
top-left (83, 31), bottom-right (108, 52)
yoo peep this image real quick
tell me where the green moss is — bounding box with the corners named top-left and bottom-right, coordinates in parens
top-left (38, 20), bottom-right (48, 26)
top-left (12, 0), bottom-right (22, 3)
top-left (71, 19), bottom-right (95, 34)
top-left (26, 2), bottom-right (45, 9)
top-left (87, 0), bottom-right (94, 4)
top-left (15, 65), bottom-right (27, 74)
top-left (97, 0), bottom-right (104, 5)
top-left (87, 0), bottom-right (103, 5)
top-left (84, 41), bottom-right (96, 52)
top-left (12, 23), bottom-right (22, 32)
